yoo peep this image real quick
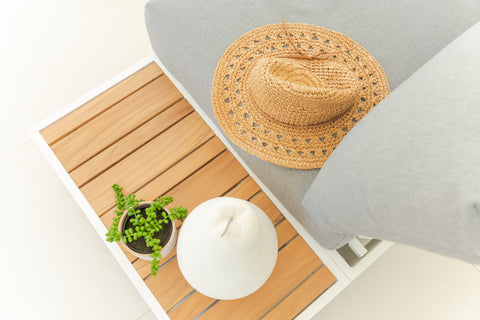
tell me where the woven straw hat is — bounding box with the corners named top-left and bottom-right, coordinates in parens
top-left (212, 21), bottom-right (390, 169)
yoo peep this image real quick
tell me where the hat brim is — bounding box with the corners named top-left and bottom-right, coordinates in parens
top-left (212, 23), bottom-right (390, 169)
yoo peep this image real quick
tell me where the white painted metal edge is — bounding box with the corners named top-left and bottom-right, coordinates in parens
top-left (29, 55), bottom-right (170, 320)
top-left (327, 241), bottom-right (394, 281)
top-left (348, 238), bottom-right (369, 258)
top-left (32, 55), bottom-right (158, 132)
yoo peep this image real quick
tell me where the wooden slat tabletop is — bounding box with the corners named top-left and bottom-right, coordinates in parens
top-left (40, 62), bottom-right (336, 319)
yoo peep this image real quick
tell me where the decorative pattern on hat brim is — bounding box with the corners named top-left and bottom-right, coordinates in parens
top-left (212, 22), bottom-right (390, 169)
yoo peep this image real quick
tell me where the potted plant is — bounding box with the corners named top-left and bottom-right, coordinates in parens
top-left (105, 184), bottom-right (188, 275)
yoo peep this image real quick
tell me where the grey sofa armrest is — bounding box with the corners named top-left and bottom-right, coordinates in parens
top-left (303, 21), bottom-right (480, 263)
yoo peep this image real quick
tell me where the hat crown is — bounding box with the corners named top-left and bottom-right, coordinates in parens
top-left (247, 57), bottom-right (361, 126)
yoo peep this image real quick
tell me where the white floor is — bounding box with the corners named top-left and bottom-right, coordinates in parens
top-left (1, 1), bottom-right (479, 319)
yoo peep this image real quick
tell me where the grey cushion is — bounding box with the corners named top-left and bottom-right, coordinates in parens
top-left (145, 0), bottom-right (480, 249)
top-left (303, 22), bottom-right (480, 264)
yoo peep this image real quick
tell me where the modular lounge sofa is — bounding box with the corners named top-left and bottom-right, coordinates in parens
top-left (145, 0), bottom-right (480, 267)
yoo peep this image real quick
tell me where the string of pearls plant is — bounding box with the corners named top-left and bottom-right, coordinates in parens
top-left (106, 184), bottom-right (187, 275)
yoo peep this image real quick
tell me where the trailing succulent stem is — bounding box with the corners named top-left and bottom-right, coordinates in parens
top-left (105, 184), bottom-right (188, 275)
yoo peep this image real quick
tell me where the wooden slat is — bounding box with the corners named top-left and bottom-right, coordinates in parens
top-left (250, 192), bottom-right (284, 225)
top-left (133, 246), bottom-right (178, 280)
top-left (41, 63), bottom-right (163, 145)
top-left (275, 219), bottom-right (298, 248)
top-left (70, 99), bottom-right (193, 187)
top-left (81, 112), bottom-right (215, 215)
top-left (168, 291), bottom-right (215, 320)
top-left (145, 258), bottom-right (193, 311)
top-left (223, 176), bottom-right (261, 199)
top-left (198, 236), bottom-right (323, 320)
top-left (166, 151), bottom-right (249, 213)
top-left (262, 266), bottom-right (336, 320)
top-left (52, 75), bottom-right (183, 172)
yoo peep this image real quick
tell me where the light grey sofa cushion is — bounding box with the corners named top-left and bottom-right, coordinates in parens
top-left (303, 22), bottom-right (480, 264)
top-left (145, 0), bottom-right (480, 249)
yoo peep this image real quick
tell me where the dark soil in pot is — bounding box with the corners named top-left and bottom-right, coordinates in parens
top-left (122, 204), bottom-right (173, 254)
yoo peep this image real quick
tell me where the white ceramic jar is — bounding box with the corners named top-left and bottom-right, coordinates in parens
top-left (177, 197), bottom-right (278, 300)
